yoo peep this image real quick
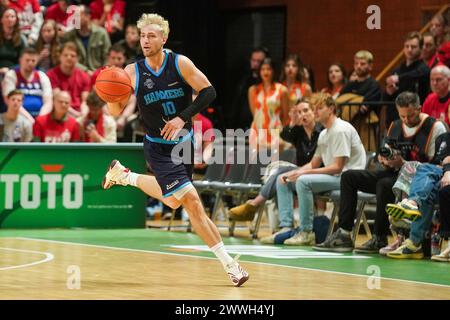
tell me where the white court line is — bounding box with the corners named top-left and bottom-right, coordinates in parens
top-left (12, 236), bottom-right (450, 289)
top-left (0, 247), bottom-right (54, 271)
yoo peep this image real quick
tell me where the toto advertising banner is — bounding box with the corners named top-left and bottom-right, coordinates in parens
top-left (0, 143), bottom-right (146, 228)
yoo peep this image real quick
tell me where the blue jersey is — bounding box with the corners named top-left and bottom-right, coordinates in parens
top-left (134, 49), bottom-right (193, 140)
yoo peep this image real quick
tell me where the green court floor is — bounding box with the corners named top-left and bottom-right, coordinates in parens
top-left (0, 228), bottom-right (449, 288)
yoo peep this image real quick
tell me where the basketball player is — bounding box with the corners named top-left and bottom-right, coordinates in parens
top-left (101, 13), bottom-right (249, 286)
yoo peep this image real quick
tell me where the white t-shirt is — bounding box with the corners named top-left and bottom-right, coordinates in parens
top-left (314, 117), bottom-right (366, 175)
top-left (0, 113), bottom-right (33, 142)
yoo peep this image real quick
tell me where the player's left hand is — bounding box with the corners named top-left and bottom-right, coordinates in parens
top-left (161, 116), bottom-right (185, 140)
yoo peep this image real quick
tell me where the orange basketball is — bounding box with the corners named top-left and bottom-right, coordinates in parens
top-left (95, 67), bottom-right (132, 103)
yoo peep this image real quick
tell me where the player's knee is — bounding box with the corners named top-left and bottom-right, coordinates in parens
top-left (181, 192), bottom-right (203, 212)
top-left (163, 197), bottom-right (182, 210)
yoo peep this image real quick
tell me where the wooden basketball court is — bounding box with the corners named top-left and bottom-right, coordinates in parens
top-left (1, 228), bottom-right (449, 300)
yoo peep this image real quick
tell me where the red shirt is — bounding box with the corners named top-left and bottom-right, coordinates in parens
top-left (422, 92), bottom-right (450, 125)
top-left (90, 0), bottom-right (126, 34)
top-left (44, 2), bottom-right (74, 26)
top-left (90, 66), bottom-right (106, 88)
top-left (33, 113), bottom-right (80, 143)
top-left (47, 66), bottom-right (91, 112)
top-left (8, 0), bottom-right (40, 13)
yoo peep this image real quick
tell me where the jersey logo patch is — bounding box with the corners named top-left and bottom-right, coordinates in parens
top-left (144, 78), bottom-right (155, 89)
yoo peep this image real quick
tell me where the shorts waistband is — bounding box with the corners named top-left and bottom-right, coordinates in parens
top-left (145, 129), bottom-right (193, 144)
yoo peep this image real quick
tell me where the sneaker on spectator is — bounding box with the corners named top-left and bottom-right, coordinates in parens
top-left (102, 159), bottom-right (131, 189)
top-left (259, 227), bottom-right (292, 244)
top-left (228, 202), bottom-right (258, 221)
top-left (313, 228), bottom-right (353, 252)
top-left (386, 199), bottom-right (421, 222)
top-left (379, 234), bottom-right (405, 256)
top-left (431, 246), bottom-right (450, 262)
top-left (224, 255), bottom-right (249, 287)
top-left (386, 239), bottom-right (424, 259)
top-left (284, 231), bottom-right (315, 246)
top-left (353, 235), bottom-right (388, 254)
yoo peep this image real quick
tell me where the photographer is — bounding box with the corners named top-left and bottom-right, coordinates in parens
top-left (315, 92), bottom-right (447, 254)
top-left (385, 131), bottom-right (450, 260)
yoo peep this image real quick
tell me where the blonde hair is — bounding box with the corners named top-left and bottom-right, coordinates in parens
top-left (354, 50), bottom-right (374, 64)
top-left (137, 13), bottom-right (170, 39)
top-left (310, 92), bottom-right (337, 113)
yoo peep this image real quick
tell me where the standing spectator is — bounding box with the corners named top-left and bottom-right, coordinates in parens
top-left (422, 32), bottom-right (438, 69)
top-left (47, 41), bottom-right (91, 118)
top-left (34, 19), bottom-right (61, 72)
top-left (78, 90), bottom-right (116, 143)
top-left (0, 89), bottom-right (32, 142)
top-left (280, 54), bottom-right (312, 107)
top-left (114, 24), bottom-right (142, 65)
top-left (315, 92), bottom-right (447, 254)
top-left (2, 47), bottom-right (53, 120)
top-left (422, 65), bottom-right (450, 126)
top-left (62, 5), bottom-right (111, 72)
top-left (248, 57), bottom-right (289, 151)
top-left (384, 32), bottom-right (430, 126)
top-left (33, 90), bottom-right (79, 142)
top-left (338, 50), bottom-right (381, 151)
top-left (0, 8), bottom-right (26, 72)
top-left (321, 63), bottom-right (347, 99)
top-left (430, 13), bottom-right (450, 48)
top-left (276, 93), bottom-right (366, 246)
top-left (90, 0), bottom-right (126, 44)
top-left (8, 0), bottom-right (43, 46)
top-left (229, 47), bottom-right (268, 130)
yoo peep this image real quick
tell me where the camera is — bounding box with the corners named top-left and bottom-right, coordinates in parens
top-left (379, 138), bottom-right (414, 160)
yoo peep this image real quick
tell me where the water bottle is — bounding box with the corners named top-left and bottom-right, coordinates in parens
top-left (430, 210), bottom-right (441, 256)
top-left (431, 232), bottom-right (441, 256)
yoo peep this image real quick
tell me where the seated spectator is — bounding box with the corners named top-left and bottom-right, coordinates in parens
top-left (47, 41), bottom-right (91, 118)
top-left (62, 5), bottom-right (111, 72)
top-left (8, 0), bottom-right (43, 46)
top-left (422, 32), bottom-right (438, 69)
top-left (273, 93), bottom-right (366, 246)
top-left (0, 89), bottom-right (32, 142)
top-left (338, 50), bottom-right (381, 151)
top-left (0, 8), bottom-right (26, 73)
top-left (433, 171), bottom-right (450, 262)
top-left (384, 132), bottom-right (450, 259)
top-left (91, 44), bottom-right (126, 86)
top-left (321, 63), bottom-right (347, 99)
top-left (302, 64), bottom-right (315, 92)
top-left (33, 90), bottom-right (79, 142)
top-left (2, 47), bottom-right (53, 121)
top-left (315, 92), bottom-right (447, 254)
top-left (430, 13), bottom-right (450, 48)
top-left (384, 32), bottom-right (430, 126)
top-left (280, 54), bottom-right (312, 106)
top-left (422, 65), bottom-right (450, 126)
top-left (114, 24), bottom-right (142, 65)
top-left (78, 90), bottom-right (116, 143)
top-left (34, 19), bottom-right (61, 72)
top-left (90, 0), bottom-right (126, 44)
top-left (229, 98), bottom-right (323, 225)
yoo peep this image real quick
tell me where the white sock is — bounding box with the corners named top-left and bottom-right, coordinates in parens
top-left (127, 172), bottom-right (139, 187)
top-left (210, 241), bottom-right (234, 267)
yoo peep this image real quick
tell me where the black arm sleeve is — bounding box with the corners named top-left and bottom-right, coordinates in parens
top-left (444, 163), bottom-right (450, 174)
top-left (178, 86), bottom-right (216, 122)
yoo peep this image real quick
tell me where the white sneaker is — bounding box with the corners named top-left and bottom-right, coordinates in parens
top-left (284, 231), bottom-right (315, 246)
top-left (102, 160), bottom-right (131, 189)
top-left (224, 255), bottom-right (249, 287)
top-left (431, 246), bottom-right (450, 262)
top-left (259, 227), bottom-right (292, 244)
